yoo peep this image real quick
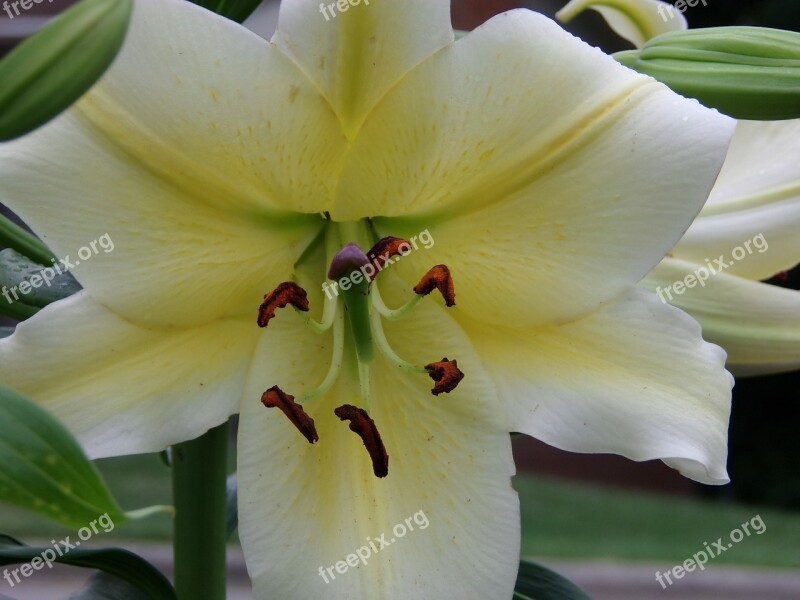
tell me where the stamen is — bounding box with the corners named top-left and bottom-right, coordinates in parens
top-left (261, 386), bottom-right (319, 443)
top-left (425, 358), bottom-right (465, 395)
top-left (366, 236), bottom-right (411, 280)
top-left (258, 282), bottom-right (309, 328)
top-left (298, 288), bottom-right (339, 334)
top-left (370, 303), bottom-right (428, 375)
top-left (334, 404), bottom-right (389, 478)
top-left (414, 265), bottom-right (456, 307)
top-left (298, 303), bottom-right (346, 402)
top-left (371, 282), bottom-right (423, 321)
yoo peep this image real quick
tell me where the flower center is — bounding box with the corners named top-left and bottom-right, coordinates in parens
top-left (255, 219), bottom-right (463, 478)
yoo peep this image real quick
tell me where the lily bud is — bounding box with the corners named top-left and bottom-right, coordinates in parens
top-left (0, 0), bottom-right (133, 141)
top-left (614, 27), bottom-right (800, 120)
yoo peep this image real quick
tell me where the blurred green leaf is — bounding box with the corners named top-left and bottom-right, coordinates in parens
top-left (615, 27), bottom-right (800, 120)
top-left (0, 327), bottom-right (14, 339)
top-left (0, 214), bottom-right (55, 266)
top-left (0, 385), bottom-right (127, 529)
top-left (514, 560), bottom-right (593, 600)
top-left (189, 0), bottom-right (264, 23)
top-left (0, 297), bottom-right (39, 322)
top-left (0, 248), bottom-right (81, 308)
top-left (0, 0), bottom-right (133, 141)
top-left (0, 534), bottom-right (175, 600)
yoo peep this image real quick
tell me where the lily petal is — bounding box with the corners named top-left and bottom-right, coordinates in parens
top-left (673, 119), bottom-right (800, 280)
top-left (272, 0), bottom-right (454, 137)
top-left (458, 286), bottom-right (732, 484)
top-left (238, 297), bottom-right (518, 599)
top-left (642, 257), bottom-right (800, 376)
top-left (0, 0), bottom-right (331, 327)
top-left (557, 0), bottom-right (687, 49)
top-left (0, 292), bottom-right (256, 457)
top-left (354, 10), bottom-right (733, 327)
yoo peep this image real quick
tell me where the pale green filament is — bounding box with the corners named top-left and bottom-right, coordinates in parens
top-left (298, 298), bottom-right (346, 402)
top-left (369, 296), bottom-right (428, 375)
top-left (371, 283), bottom-right (423, 321)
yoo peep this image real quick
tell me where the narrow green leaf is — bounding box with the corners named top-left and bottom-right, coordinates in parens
top-left (0, 248), bottom-right (81, 309)
top-left (0, 534), bottom-right (176, 600)
top-left (0, 214), bottom-right (55, 266)
top-left (0, 385), bottom-right (126, 529)
top-left (614, 27), bottom-right (800, 120)
top-left (514, 560), bottom-right (594, 600)
top-left (0, 298), bottom-right (39, 322)
top-left (189, 0), bottom-right (264, 23)
top-left (0, 0), bottom-right (133, 141)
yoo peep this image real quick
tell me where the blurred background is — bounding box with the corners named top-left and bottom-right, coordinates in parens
top-left (1, 1), bottom-right (799, 599)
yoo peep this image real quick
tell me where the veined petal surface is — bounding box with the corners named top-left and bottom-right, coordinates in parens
top-left (273, 0), bottom-right (454, 137)
top-left (354, 10), bottom-right (734, 327)
top-left (0, 293), bottom-right (256, 457)
top-left (673, 120), bottom-right (800, 280)
top-left (458, 287), bottom-right (732, 484)
top-left (0, 0), bottom-right (338, 327)
top-left (643, 258), bottom-right (800, 375)
top-left (238, 299), bottom-right (518, 599)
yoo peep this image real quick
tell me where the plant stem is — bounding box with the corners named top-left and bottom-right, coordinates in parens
top-left (172, 421), bottom-right (229, 600)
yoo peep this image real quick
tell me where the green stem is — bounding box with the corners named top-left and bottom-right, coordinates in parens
top-left (172, 421), bottom-right (229, 600)
top-left (0, 214), bottom-right (55, 265)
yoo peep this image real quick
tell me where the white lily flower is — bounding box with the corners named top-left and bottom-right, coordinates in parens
top-left (0, 0), bottom-right (734, 597)
top-left (643, 120), bottom-right (800, 375)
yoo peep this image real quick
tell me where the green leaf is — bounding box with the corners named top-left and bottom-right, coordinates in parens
top-left (0, 248), bottom-right (82, 309)
top-left (0, 327), bottom-right (14, 339)
top-left (614, 27), bottom-right (800, 120)
top-left (189, 0), bottom-right (264, 23)
top-left (0, 0), bottom-right (133, 141)
top-left (0, 385), bottom-right (126, 529)
top-left (514, 560), bottom-right (594, 600)
top-left (0, 534), bottom-right (176, 600)
top-left (0, 298), bottom-right (39, 322)
top-left (0, 213), bottom-right (55, 266)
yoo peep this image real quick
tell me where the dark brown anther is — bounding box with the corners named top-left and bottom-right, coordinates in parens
top-left (261, 386), bottom-right (319, 444)
top-left (366, 237), bottom-right (412, 280)
top-left (425, 358), bottom-right (465, 395)
top-left (334, 404), bottom-right (389, 478)
top-left (257, 282), bottom-right (309, 327)
top-left (413, 265), bottom-right (455, 307)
